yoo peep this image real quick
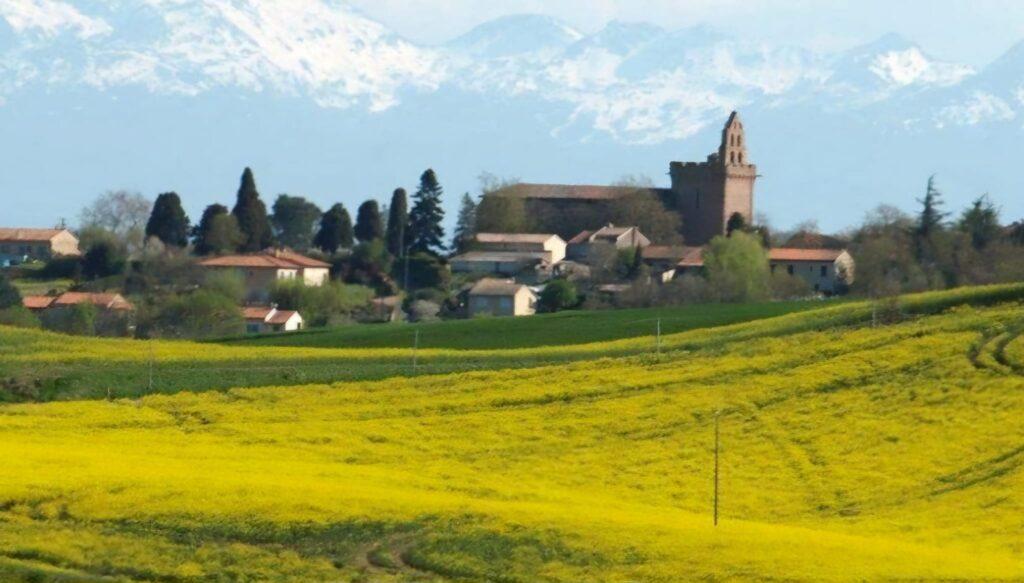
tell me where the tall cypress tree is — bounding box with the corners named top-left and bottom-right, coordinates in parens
top-left (145, 192), bottom-right (190, 248)
top-left (407, 169), bottom-right (446, 255)
top-left (451, 192), bottom-right (478, 254)
top-left (354, 200), bottom-right (384, 243)
top-left (385, 188), bottom-right (408, 257)
top-left (915, 175), bottom-right (947, 261)
top-left (313, 203), bottom-right (355, 254)
top-left (231, 167), bottom-right (274, 252)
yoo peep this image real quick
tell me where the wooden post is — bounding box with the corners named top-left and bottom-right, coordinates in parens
top-left (412, 329), bottom-right (420, 374)
top-left (714, 412), bottom-right (720, 527)
top-left (656, 318), bottom-right (662, 353)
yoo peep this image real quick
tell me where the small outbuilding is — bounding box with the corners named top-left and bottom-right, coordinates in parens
top-left (467, 278), bottom-right (537, 318)
top-left (242, 306), bottom-right (304, 334)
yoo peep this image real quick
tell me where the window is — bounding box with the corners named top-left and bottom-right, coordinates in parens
top-left (246, 323), bottom-right (261, 334)
top-left (770, 264), bottom-right (776, 274)
top-left (820, 265), bottom-right (828, 278)
top-left (787, 265), bottom-right (794, 275)
top-left (738, 153), bottom-right (744, 164)
top-left (730, 152), bottom-right (736, 164)
top-left (499, 297), bottom-right (513, 312)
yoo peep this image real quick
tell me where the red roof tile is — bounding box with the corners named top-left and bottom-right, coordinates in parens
top-left (769, 248), bottom-right (846, 262)
top-left (22, 296), bottom-right (55, 310)
top-left (0, 228), bottom-right (71, 242)
top-left (198, 248), bottom-right (330, 269)
top-left (492, 183), bottom-right (671, 201)
top-left (52, 292), bottom-right (133, 311)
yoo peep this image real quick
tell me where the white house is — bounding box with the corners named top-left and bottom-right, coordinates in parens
top-left (198, 248), bottom-right (331, 302)
top-left (242, 306), bottom-right (304, 334)
top-left (467, 278), bottom-right (537, 318)
top-left (473, 233), bottom-right (567, 263)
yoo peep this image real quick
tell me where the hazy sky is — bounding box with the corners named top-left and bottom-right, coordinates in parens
top-left (349, 0), bottom-right (1024, 66)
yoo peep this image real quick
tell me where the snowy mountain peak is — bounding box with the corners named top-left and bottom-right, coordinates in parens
top-left (445, 13), bottom-right (582, 59)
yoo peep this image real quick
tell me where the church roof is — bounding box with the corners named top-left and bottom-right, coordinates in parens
top-left (492, 183), bottom-right (671, 201)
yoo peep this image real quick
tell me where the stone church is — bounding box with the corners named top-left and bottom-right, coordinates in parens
top-left (488, 112), bottom-right (757, 245)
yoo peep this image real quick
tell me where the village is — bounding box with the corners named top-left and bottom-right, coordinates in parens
top-left (0, 112), bottom-right (883, 338)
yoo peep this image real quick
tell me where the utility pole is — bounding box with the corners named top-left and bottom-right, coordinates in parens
top-left (714, 411), bottom-right (720, 527)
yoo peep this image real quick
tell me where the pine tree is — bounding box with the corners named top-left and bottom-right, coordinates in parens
top-left (354, 200), bottom-right (384, 243)
top-left (193, 204), bottom-right (243, 255)
top-left (451, 192), bottom-right (477, 253)
top-left (407, 169), bottom-right (446, 255)
top-left (145, 192), bottom-right (190, 248)
top-left (385, 188), bottom-right (408, 257)
top-left (231, 167), bottom-right (274, 252)
top-left (957, 194), bottom-right (1001, 250)
top-left (313, 204), bottom-right (354, 254)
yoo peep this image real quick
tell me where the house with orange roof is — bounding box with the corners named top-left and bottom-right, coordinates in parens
top-left (768, 248), bottom-right (854, 293)
top-left (198, 248), bottom-right (331, 302)
top-left (0, 228), bottom-right (80, 266)
top-left (242, 306), bottom-right (304, 334)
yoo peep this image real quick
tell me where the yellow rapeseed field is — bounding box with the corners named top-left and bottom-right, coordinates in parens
top-left (0, 292), bottom-right (1023, 581)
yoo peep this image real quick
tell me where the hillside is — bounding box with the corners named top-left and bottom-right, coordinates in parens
top-left (0, 286), bottom-right (1022, 580)
top-left (3, 286), bottom-right (1019, 402)
top-left (218, 300), bottom-right (819, 350)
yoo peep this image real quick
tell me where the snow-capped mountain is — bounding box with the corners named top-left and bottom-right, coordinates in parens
top-left (1, 0), bottom-right (1023, 231)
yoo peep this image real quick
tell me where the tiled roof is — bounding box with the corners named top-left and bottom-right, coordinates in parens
top-left (451, 251), bottom-right (549, 263)
top-left (676, 247), bottom-right (705, 268)
top-left (475, 233), bottom-right (559, 244)
top-left (642, 245), bottom-right (699, 261)
top-left (0, 228), bottom-right (71, 242)
top-left (783, 232), bottom-right (847, 250)
top-left (491, 183), bottom-right (671, 201)
top-left (266, 310), bottom-right (299, 325)
top-left (769, 248), bottom-right (846, 262)
top-left (52, 292), bottom-right (133, 311)
top-left (22, 295), bottom-right (55, 310)
top-left (469, 278), bottom-right (529, 296)
top-left (242, 306), bottom-right (275, 320)
top-left (592, 225), bottom-right (632, 239)
top-left (567, 230), bottom-right (594, 245)
top-left (198, 248), bottom-right (330, 269)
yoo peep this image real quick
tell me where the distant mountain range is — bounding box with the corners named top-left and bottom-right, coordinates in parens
top-left (2, 1), bottom-right (1022, 233)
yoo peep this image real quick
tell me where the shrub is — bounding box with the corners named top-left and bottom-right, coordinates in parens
top-left (704, 231), bottom-right (770, 302)
top-left (270, 280), bottom-right (374, 327)
top-left (0, 306), bottom-right (40, 329)
top-left (408, 299), bottom-right (441, 322)
top-left (539, 279), bottom-right (578, 313)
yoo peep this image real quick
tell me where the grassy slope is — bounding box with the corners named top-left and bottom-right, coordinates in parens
top-left (217, 300), bottom-right (821, 350)
top-left (5, 284), bottom-right (1023, 402)
top-left (0, 287), bottom-right (1022, 580)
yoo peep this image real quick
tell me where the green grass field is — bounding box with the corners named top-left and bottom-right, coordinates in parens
top-left (0, 285), bottom-right (1023, 580)
top-left (217, 300), bottom-right (823, 350)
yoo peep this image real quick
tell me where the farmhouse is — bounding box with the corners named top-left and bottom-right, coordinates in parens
top-left (451, 233), bottom-right (566, 281)
top-left (0, 228), bottom-right (80, 266)
top-left (198, 248), bottom-right (330, 302)
top-left (242, 306), bottom-right (304, 334)
top-left (467, 278), bottom-right (537, 318)
top-left (486, 112), bottom-right (756, 245)
top-left (768, 248), bottom-right (854, 293)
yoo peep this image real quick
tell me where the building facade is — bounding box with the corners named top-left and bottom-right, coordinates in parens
top-left (485, 112), bottom-right (757, 246)
top-left (467, 278), bottom-right (537, 318)
top-left (0, 228), bottom-right (80, 266)
top-left (198, 249), bottom-right (330, 302)
top-left (669, 112), bottom-right (757, 245)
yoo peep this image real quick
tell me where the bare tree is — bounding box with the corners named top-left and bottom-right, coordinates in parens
top-left (79, 190), bottom-right (152, 255)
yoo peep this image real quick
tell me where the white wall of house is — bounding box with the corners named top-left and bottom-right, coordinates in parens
top-left (468, 288), bottom-right (536, 317)
top-left (770, 253), bottom-right (853, 293)
top-left (302, 267), bottom-right (330, 286)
